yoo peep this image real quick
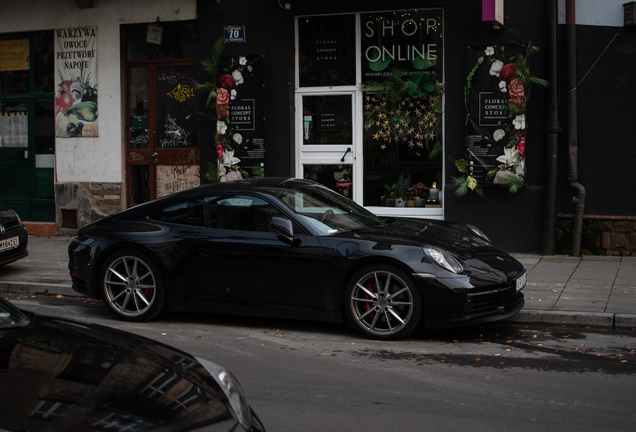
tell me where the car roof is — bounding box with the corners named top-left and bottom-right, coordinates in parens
top-left (164, 177), bottom-right (320, 199)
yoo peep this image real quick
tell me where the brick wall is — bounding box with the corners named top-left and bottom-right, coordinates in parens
top-left (55, 182), bottom-right (122, 234)
top-left (558, 218), bottom-right (636, 256)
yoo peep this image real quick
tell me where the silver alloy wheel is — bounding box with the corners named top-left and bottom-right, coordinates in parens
top-left (103, 255), bottom-right (156, 318)
top-left (349, 270), bottom-right (414, 337)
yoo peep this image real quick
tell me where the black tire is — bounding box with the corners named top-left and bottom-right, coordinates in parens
top-left (99, 249), bottom-right (166, 322)
top-left (345, 264), bottom-right (422, 340)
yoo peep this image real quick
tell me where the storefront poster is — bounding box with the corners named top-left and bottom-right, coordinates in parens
top-left (361, 9), bottom-right (444, 80)
top-left (0, 39), bottom-right (29, 71)
top-left (466, 45), bottom-right (525, 186)
top-left (54, 27), bottom-right (98, 138)
top-left (216, 55), bottom-right (265, 180)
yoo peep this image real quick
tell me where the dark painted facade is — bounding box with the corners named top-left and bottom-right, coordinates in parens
top-left (196, 0), bottom-right (554, 252)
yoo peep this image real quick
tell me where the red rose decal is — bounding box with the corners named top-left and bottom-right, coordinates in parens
top-left (217, 74), bottom-right (237, 90)
top-left (517, 138), bottom-right (525, 159)
top-left (217, 104), bottom-right (229, 120)
top-left (508, 78), bottom-right (525, 97)
top-left (217, 144), bottom-right (225, 161)
top-left (499, 63), bottom-right (518, 81)
top-left (216, 88), bottom-right (230, 105)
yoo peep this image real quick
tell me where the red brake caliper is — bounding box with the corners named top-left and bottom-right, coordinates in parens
top-left (363, 282), bottom-right (375, 319)
top-left (143, 276), bottom-right (154, 300)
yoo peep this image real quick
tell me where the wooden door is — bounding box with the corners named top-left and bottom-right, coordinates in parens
top-left (126, 59), bottom-right (200, 206)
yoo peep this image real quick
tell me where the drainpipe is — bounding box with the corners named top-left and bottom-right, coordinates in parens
top-left (542, 0), bottom-right (559, 255)
top-left (566, 0), bottom-right (586, 257)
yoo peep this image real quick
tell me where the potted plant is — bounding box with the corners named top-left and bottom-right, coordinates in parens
top-left (413, 182), bottom-right (428, 207)
top-left (383, 183), bottom-right (396, 206)
top-left (406, 187), bottom-right (416, 207)
top-left (393, 174), bottom-right (411, 207)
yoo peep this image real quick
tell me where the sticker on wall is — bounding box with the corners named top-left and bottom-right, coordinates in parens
top-left (54, 26), bottom-right (98, 138)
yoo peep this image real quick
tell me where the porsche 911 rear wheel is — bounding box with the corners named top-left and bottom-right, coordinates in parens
top-left (346, 265), bottom-right (422, 340)
top-left (100, 250), bottom-right (166, 321)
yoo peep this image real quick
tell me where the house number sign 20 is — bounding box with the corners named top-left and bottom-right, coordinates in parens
top-left (224, 26), bottom-right (246, 43)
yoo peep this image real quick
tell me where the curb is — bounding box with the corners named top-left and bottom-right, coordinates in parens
top-left (0, 282), bottom-right (78, 297)
top-left (509, 310), bottom-right (636, 331)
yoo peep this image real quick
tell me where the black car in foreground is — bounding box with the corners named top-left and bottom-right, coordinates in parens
top-left (69, 177), bottom-right (526, 341)
top-left (0, 203), bottom-right (28, 266)
top-left (0, 297), bottom-right (265, 431)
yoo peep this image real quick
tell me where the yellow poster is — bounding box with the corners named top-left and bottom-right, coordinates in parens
top-left (0, 39), bottom-right (29, 71)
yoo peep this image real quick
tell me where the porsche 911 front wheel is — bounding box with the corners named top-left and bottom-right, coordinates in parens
top-left (100, 249), bottom-right (166, 321)
top-left (345, 265), bottom-right (422, 340)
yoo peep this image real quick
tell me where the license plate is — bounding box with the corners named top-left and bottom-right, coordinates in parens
top-left (0, 236), bottom-right (19, 252)
top-left (516, 271), bottom-right (527, 292)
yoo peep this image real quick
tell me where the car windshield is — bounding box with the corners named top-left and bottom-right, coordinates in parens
top-left (0, 299), bottom-right (28, 328)
top-left (277, 185), bottom-right (384, 235)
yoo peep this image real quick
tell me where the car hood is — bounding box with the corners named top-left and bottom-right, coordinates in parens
top-left (0, 313), bottom-right (255, 431)
top-left (337, 218), bottom-right (524, 279)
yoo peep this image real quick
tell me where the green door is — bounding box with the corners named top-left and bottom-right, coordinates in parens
top-left (0, 32), bottom-right (55, 221)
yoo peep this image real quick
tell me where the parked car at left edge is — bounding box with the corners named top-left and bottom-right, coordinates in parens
top-left (0, 203), bottom-right (28, 266)
top-left (0, 296), bottom-right (266, 432)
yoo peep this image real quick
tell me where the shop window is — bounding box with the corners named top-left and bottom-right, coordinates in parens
top-left (33, 31), bottom-right (55, 94)
top-left (0, 101), bottom-right (28, 148)
top-left (296, 10), bottom-right (444, 217)
top-left (302, 95), bottom-right (352, 145)
top-left (303, 164), bottom-right (352, 198)
top-left (298, 14), bottom-right (356, 87)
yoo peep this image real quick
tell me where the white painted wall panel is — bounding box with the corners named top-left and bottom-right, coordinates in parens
top-left (559, 0), bottom-right (625, 27)
top-left (0, 0), bottom-right (196, 183)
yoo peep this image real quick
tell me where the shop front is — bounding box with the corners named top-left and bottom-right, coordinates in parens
top-left (294, 11), bottom-right (445, 220)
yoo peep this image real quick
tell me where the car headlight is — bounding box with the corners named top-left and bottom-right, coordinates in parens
top-left (196, 357), bottom-right (252, 430)
top-left (10, 209), bottom-right (23, 226)
top-left (466, 224), bottom-right (490, 242)
top-left (423, 246), bottom-right (463, 274)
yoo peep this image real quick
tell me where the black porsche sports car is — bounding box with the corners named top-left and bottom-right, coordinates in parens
top-left (0, 296), bottom-right (265, 431)
top-left (68, 177), bottom-right (526, 340)
top-left (0, 203), bottom-right (28, 266)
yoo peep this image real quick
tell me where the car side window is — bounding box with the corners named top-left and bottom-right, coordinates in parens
top-left (204, 195), bottom-right (282, 232)
top-left (149, 199), bottom-right (205, 227)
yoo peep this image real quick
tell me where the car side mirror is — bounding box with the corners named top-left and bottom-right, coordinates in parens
top-left (271, 216), bottom-right (293, 238)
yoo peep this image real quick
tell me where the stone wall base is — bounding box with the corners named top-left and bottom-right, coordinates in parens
top-left (55, 182), bottom-right (122, 235)
top-left (558, 218), bottom-right (636, 256)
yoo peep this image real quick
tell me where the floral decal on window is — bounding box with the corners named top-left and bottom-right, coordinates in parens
top-left (454, 30), bottom-right (547, 197)
top-left (197, 38), bottom-right (258, 182)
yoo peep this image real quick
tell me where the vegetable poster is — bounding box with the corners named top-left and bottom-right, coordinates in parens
top-left (54, 27), bottom-right (98, 138)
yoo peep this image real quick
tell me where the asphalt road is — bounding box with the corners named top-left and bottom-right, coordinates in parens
top-left (6, 293), bottom-right (636, 432)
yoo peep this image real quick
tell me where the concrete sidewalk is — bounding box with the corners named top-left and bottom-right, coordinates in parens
top-left (1, 235), bottom-right (635, 331)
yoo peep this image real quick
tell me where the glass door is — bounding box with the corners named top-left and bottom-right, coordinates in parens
top-left (297, 92), bottom-right (357, 199)
top-left (126, 60), bottom-right (200, 206)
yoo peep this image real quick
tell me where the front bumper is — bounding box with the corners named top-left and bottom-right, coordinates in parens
top-left (416, 273), bottom-right (526, 331)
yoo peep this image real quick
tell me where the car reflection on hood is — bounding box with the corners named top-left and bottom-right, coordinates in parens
top-left (0, 297), bottom-right (265, 432)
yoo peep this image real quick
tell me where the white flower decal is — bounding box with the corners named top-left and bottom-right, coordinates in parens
top-left (485, 46), bottom-right (495, 56)
top-left (489, 60), bottom-right (504, 76)
top-left (499, 81), bottom-right (508, 92)
top-left (513, 114), bottom-right (526, 130)
top-left (222, 150), bottom-right (241, 167)
top-left (230, 89), bottom-right (237, 101)
top-left (496, 147), bottom-right (518, 166)
top-left (217, 121), bottom-right (227, 135)
top-left (493, 129), bottom-right (505, 142)
top-left (232, 70), bottom-right (244, 85)
top-left (233, 133), bottom-right (243, 145)
top-left (239, 56), bottom-right (247, 66)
